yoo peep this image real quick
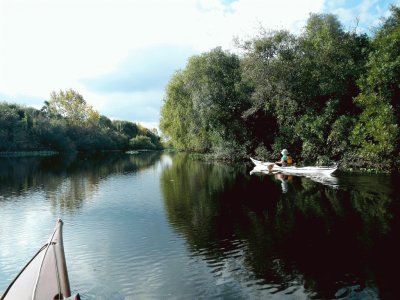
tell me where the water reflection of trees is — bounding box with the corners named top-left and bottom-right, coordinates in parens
top-left (0, 151), bottom-right (161, 211)
top-left (161, 155), bottom-right (399, 298)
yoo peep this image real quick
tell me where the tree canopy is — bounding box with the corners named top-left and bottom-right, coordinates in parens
top-left (160, 6), bottom-right (400, 171)
top-left (43, 89), bottom-right (100, 127)
top-left (160, 47), bottom-right (252, 159)
top-left (0, 90), bottom-right (162, 152)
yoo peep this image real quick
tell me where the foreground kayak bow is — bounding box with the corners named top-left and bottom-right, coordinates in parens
top-left (1, 219), bottom-right (80, 300)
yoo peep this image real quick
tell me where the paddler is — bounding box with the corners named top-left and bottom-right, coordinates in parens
top-left (275, 149), bottom-right (293, 166)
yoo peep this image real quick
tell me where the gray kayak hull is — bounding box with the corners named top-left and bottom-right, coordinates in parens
top-left (1, 219), bottom-right (78, 300)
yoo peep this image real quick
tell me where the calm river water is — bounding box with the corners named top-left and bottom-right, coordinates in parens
top-left (0, 152), bottom-right (399, 299)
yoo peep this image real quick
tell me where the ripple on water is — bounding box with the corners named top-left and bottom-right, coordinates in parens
top-left (3, 154), bottom-right (393, 299)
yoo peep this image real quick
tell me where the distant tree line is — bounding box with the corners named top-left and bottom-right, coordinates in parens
top-left (160, 6), bottom-right (400, 171)
top-left (0, 89), bottom-right (162, 152)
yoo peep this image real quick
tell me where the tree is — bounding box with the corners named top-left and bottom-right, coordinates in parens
top-left (0, 103), bottom-right (22, 150)
top-left (160, 70), bottom-right (202, 151)
top-left (160, 48), bottom-right (251, 158)
top-left (240, 14), bottom-right (368, 161)
top-left (298, 14), bottom-right (368, 114)
top-left (187, 48), bottom-right (251, 157)
top-left (239, 30), bottom-right (300, 155)
top-left (350, 6), bottom-right (400, 167)
top-left (112, 120), bottom-right (139, 138)
top-left (293, 14), bottom-right (369, 162)
top-left (47, 89), bottom-right (100, 126)
top-left (129, 135), bottom-right (156, 150)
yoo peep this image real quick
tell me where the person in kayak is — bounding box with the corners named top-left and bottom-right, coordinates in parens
top-left (275, 149), bottom-right (293, 166)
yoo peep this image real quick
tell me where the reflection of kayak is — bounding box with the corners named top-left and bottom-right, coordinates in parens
top-left (1, 219), bottom-right (80, 300)
top-left (250, 157), bottom-right (337, 176)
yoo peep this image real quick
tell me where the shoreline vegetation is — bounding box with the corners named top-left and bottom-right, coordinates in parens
top-left (160, 6), bottom-right (400, 173)
top-left (0, 150), bottom-right (59, 157)
top-left (0, 149), bottom-right (159, 158)
top-left (2, 7), bottom-right (399, 173)
top-left (0, 90), bottom-right (163, 155)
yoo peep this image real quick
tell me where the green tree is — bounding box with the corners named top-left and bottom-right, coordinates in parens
top-left (0, 103), bottom-right (22, 150)
top-left (112, 120), bottom-right (139, 138)
top-left (351, 6), bottom-right (400, 168)
top-left (240, 14), bottom-right (368, 162)
top-left (240, 30), bottom-right (299, 155)
top-left (298, 14), bottom-right (368, 113)
top-left (160, 48), bottom-right (251, 158)
top-left (99, 115), bottom-right (113, 129)
top-left (47, 89), bottom-right (100, 126)
top-left (129, 135), bottom-right (156, 150)
top-left (294, 14), bottom-right (368, 162)
top-left (160, 70), bottom-right (202, 151)
top-left (0, 99), bottom-right (161, 152)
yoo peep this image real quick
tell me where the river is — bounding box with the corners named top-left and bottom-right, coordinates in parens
top-left (0, 152), bottom-right (399, 299)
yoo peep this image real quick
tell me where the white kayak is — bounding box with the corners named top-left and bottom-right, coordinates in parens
top-left (250, 157), bottom-right (337, 176)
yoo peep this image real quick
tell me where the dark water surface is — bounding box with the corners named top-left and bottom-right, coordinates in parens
top-left (0, 152), bottom-right (399, 299)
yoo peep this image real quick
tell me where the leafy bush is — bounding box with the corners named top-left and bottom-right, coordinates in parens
top-left (129, 135), bottom-right (156, 150)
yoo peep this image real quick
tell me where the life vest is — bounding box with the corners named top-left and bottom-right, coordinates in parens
top-left (287, 155), bottom-right (293, 165)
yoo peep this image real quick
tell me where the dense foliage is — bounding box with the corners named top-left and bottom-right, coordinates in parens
top-left (160, 48), bottom-right (252, 159)
top-left (0, 89), bottom-right (162, 152)
top-left (160, 7), bottom-right (400, 171)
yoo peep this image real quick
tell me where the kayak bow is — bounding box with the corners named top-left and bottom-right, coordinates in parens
top-left (1, 219), bottom-right (80, 300)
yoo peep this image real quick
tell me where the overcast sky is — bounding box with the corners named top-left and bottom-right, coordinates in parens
top-left (1, 0), bottom-right (399, 129)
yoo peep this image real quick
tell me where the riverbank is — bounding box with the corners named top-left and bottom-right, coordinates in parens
top-left (0, 149), bottom-right (166, 159)
top-left (1, 149), bottom-right (396, 174)
top-left (0, 151), bottom-right (59, 157)
top-left (184, 151), bottom-right (398, 174)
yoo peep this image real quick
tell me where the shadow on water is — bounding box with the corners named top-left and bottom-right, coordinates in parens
top-left (1, 152), bottom-right (399, 299)
top-left (0, 151), bottom-right (162, 212)
top-left (161, 154), bottom-right (400, 299)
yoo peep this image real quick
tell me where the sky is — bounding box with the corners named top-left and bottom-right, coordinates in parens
top-left (1, 0), bottom-right (399, 130)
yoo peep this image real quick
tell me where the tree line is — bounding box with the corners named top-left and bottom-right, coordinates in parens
top-left (0, 89), bottom-right (162, 152)
top-left (160, 6), bottom-right (400, 171)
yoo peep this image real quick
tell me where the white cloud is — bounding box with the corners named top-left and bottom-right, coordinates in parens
top-left (83, 45), bottom-right (194, 93)
top-left (326, 0), bottom-right (400, 33)
top-left (83, 89), bottom-right (163, 124)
